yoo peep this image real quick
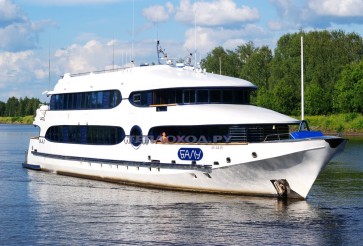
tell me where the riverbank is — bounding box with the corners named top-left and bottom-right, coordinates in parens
top-left (1, 113), bottom-right (363, 135)
top-left (301, 113), bottom-right (363, 135)
top-left (0, 116), bottom-right (34, 125)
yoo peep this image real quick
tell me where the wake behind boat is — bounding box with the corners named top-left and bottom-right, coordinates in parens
top-left (23, 44), bottom-right (346, 199)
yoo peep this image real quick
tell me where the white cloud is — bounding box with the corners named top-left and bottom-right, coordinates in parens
top-left (0, 0), bottom-right (54, 52)
top-left (309, 0), bottom-right (363, 17)
top-left (0, 0), bottom-right (55, 101)
top-left (0, 51), bottom-right (36, 79)
top-left (19, 0), bottom-right (121, 6)
top-left (175, 0), bottom-right (259, 26)
top-left (142, 3), bottom-right (174, 23)
top-left (165, 2), bottom-right (174, 14)
top-left (183, 27), bottom-right (216, 54)
top-left (183, 24), bottom-right (268, 53)
top-left (0, 19), bottom-right (53, 52)
top-left (267, 20), bottom-right (283, 31)
top-left (269, 0), bottom-right (363, 31)
top-left (222, 38), bottom-right (247, 50)
top-left (0, 0), bottom-right (26, 26)
top-left (0, 36), bottom-right (159, 101)
top-left (34, 68), bottom-right (47, 79)
top-left (0, 50), bottom-right (48, 100)
top-left (52, 39), bottom-right (159, 74)
top-left (268, 0), bottom-right (305, 30)
top-left (53, 40), bottom-right (103, 73)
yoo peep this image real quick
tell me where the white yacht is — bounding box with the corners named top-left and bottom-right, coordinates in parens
top-left (23, 52), bottom-right (346, 199)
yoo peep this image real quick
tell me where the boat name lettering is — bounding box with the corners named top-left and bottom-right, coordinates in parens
top-left (178, 148), bottom-right (203, 161)
top-left (39, 138), bottom-right (45, 144)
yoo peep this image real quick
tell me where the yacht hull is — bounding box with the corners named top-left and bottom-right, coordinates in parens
top-left (23, 137), bottom-right (346, 199)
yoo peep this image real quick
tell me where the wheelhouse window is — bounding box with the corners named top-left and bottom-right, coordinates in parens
top-left (210, 90), bottom-right (221, 103)
top-left (50, 90), bottom-right (122, 110)
top-left (197, 90), bottom-right (209, 103)
top-left (129, 87), bottom-right (253, 107)
top-left (183, 89), bottom-right (195, 104)
top-left (133, 94), bottom-right (141, 104)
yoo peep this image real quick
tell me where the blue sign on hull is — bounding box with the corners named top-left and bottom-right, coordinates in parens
top-left (178, 148), bottom-right (203, 161)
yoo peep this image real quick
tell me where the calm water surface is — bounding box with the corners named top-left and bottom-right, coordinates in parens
top-left (0, 124), bottom-right (362, 245)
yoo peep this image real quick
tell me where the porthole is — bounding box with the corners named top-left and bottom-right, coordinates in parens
top-left (130, 125), bottom-right (143, 147)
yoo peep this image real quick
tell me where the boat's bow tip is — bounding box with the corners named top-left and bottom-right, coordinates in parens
top-left (325, 137), bottom-right (347, 149)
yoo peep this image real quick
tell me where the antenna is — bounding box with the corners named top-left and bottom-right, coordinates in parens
top-left (183, 50), bottom-right (193, 66)
top-left (301, 36), bottom-right (304, 121)
top-left (131, 0), bottom-right (135, 62)
top-left (48, 36), bottom-right (51, 91)
top-left (157, 40), bottom-right (160, 64)
top-left (112, 34), bottom-right (115, 70)
top-left (157, 40), bottom-right (168, 64)
top-left (156, 22), bottom-right (159, 41)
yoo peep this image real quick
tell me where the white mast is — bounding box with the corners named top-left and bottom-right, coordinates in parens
top-left (301, 36), bottom-right (304, 121)
top-left (194, 1), bottom-right (197, 68)
top-left (132, 0), bottom-right (134, 63)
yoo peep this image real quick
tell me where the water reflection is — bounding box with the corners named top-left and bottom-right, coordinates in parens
top-left (25, 171), bottom-right (349, 245)
top-left (1, 125), bottom-right (362, 245)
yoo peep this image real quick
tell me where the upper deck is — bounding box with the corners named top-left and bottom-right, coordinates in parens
top-left (47, 65), bottom-right (257, 96)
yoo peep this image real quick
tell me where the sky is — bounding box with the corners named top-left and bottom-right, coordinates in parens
top-left (1, 0), bottom-right (363, 102)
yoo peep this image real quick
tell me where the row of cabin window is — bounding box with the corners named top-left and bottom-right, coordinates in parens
top-left (130, 88), bottom-right (252, 106)
top-left (50, 90), bottom-right (122, 110)
top-left (148, 124), bottom-right (290, 143)
top-left (45, 125), bottom-right (125, 145)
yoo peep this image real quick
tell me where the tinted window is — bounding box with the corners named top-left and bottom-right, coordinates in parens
top-left (45, 125), bottom-right (125, 145)
top-left (129, 87), bottom-right (253, 107)
top-left (50, 90), bottom-right (122, 110)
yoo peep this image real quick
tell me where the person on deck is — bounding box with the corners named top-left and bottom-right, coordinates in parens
top-left (160, 132), bottom-right (168, 143)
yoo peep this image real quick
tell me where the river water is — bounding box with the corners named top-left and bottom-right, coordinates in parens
top-left (0, 124), bottom-right (362, 245)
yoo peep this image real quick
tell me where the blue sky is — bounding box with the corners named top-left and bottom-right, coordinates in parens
top-left (1, 0), bottom-right (363, 102)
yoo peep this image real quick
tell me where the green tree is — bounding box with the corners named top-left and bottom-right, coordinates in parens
top-left (1, 97), bottom-right (41, 117)
top-left (201, 46), bottom-right (228, 75)
top-left (18, 97), bottom-right (25, 116)
top-left (30, 98), bottom-right (41, 115)
top-left (239, 45), bottom-right (272, 107)
top-left (201, 30), bottom-right (363, 115)
top-left (305, 81), bottom-right (329, 115)
top-left (268, 33), bottom-right (301, 115)
top-left (269, 30), bottom-right (363, 115)
top-left (303, 30), bottom-right (363, 114)
top-left (22, 97), bottom-right (30, 116)
top-left (239, 46), bottom-right (272, 89)
top-left (0, 101), bottom-right (5, 116)
top-left (201, 46), bottom-right (243, 77)
top-left (234, 41), bottom-right (256, 68)
top-left (5, 97), bottom-right (20, 117)
top-left (334, 61), bottom-right (363, 113)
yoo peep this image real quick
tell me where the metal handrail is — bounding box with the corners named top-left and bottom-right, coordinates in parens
top-left (61, 66), bottom-right (133, 78)
top-left (264, 133), bottom-right (291, 142)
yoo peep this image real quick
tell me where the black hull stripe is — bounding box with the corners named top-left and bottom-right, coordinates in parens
top-left (30, 151), bottom-right (212, 173)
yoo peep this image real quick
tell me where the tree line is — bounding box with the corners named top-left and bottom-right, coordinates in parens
top-left (201, 30), bottom-right (363, 115)
top-left (0, 97), bottom-right (41, 117)
top-left (2, 30), bottom-right (362, 118)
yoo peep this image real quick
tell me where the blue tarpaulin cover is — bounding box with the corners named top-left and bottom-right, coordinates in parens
top-left (290, 131), bottom-right (324, 139)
